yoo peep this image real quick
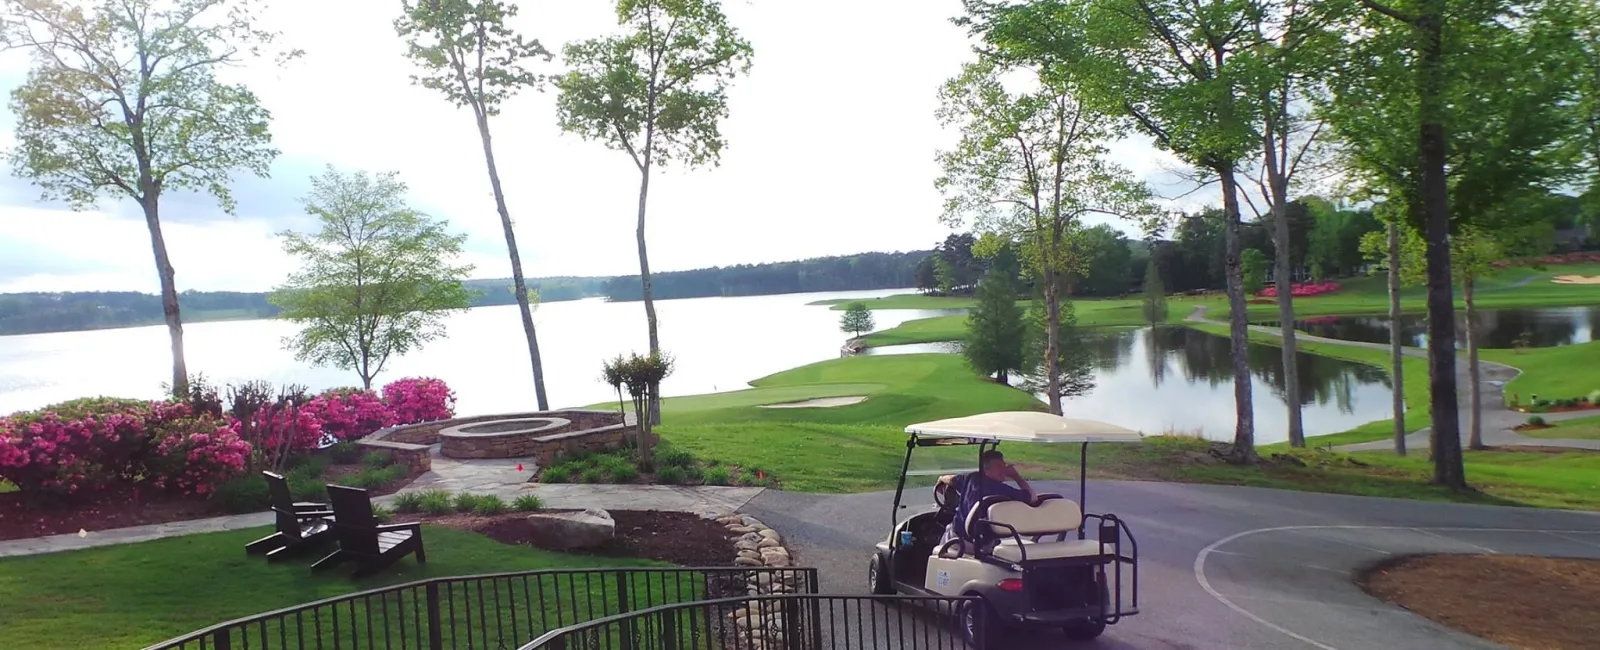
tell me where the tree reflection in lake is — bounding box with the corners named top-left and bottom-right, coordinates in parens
top-left (1262, 306), bottom-right (1599, 349)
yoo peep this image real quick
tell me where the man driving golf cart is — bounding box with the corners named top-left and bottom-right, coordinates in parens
top-left (936, 450), bottom-right (1036, 550)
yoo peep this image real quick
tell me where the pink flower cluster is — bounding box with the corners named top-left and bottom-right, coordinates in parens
top-left (382, 377), bottom-right (456, 425)
top-left (304, 389), bottom-right (397, 442)
top-left (0, 399), bottom-right (211, 496)
top-left (149, 416), bottom-right (252, 496)
top-left (1257, 282), bottom-right (1341, 298)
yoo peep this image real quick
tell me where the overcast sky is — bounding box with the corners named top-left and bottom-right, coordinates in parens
top-left (0, 0), bottom-right (1208, 294)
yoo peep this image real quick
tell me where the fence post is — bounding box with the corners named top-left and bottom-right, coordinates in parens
top-left (782, 598), bottom-right (804, 650)
top-left (615, 570), bottom-right (635, 650)
top-left (660, 609), bottom-right (679, 650)
top-left (209, 629), bottom-right (231, 650)
top-left (426, 583), bottom-right (444, 650)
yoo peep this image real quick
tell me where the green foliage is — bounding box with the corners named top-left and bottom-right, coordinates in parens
top-left (580, 467), bottom-right (607, 484)
top-left (840, 303), bottom-right (875, 337)
top-left (1020, 300), bottom-right (1095, 399)
top-left (341, 466), bottom-right (407, 490)
top-left (452, 492), bottom-right (485, 513)
top-left (392, 491), bottom-right (426, 513)
top-left (371, 505), bottom-right (395, 523)
top-left (1241, 249), bottom-right (1268, 295)
top-left (703, 466), bottom-right (732, 486)
top-left (328, 442), bottom-right (362, 465)
top-left (553, 0), bottom-right (754, 172)
top-left (362, 451), bottom-right (393, 470)
top-left (417, 490), bottom-right (455, 515)
top-left (212, 476), bottom-right (271, 514)
top-left (290, 479), bottom-right (327, 503)
top-left (540, 465), bottom-right (574, 483)
top-left (1528, 415), bottom-right (1548, 427)
top-left (963, 269), bottom-right (1027, 383)
top-left (394, 0), bottom-right (549, 114)
top-left (512, 494), bottom-right (544, 511)
top-left (1142, 256), bottom-right (1168, 324)
top-left (658, 448), bottom-right (695, 469)
top-left (655, 466), bottom-right (686, 484)
top-left (1589, 389), bottom-right (1600, 404)
top-left (270, 167), bottom-right (473, 390)
top-left (472, 495), bottom-right (507, 515)
top-left (609, 463), bottom-right (639, 483)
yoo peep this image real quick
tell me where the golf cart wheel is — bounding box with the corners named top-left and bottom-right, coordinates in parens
top-left (959, 596), bottom-right (1003, 648)
top-left (867, 555), bottom-right (893, 595)
top-left (1061, 578), bottom-right (1111, 641)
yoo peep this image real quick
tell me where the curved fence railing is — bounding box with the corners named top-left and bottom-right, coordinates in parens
top-left (143, 566), bottom-right (818, 650)
top-left (517, 594), bottom-right (980, 650)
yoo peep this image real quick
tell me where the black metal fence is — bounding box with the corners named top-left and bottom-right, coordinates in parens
top-left (518, 594), bottom-right (979, 650)
top-left (144, 567), bottom-right (818, 650)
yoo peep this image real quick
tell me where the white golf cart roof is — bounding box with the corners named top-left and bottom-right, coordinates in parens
top-left (906, 411), bottom-right (1142, 443)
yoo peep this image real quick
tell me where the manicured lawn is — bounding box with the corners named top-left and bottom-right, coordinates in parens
top-left (811, 293), bottom-right (977, 310)
top-left (1520, 415), bottom-right (1600, 440)
top-left (1481, 340), bottom-right (1600, 405)
top-left (0, 526), bottom-right (663, 650)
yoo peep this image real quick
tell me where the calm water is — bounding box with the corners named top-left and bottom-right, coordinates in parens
top-left (1262, 306), bottom-right (1600, 349)
top-left (0, 289), bottom-right (954, 416)
top-left (872, 327), bottom-right (1395, 444)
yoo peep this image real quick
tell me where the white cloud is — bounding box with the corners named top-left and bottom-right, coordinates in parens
top-left (0, 0), bottom-right (1210, 293)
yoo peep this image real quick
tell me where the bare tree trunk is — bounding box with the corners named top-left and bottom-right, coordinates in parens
top-left (473, 111), bottom-right (549, 411)
top-left (1043, 268), bottom-right (1063, 415)
top-left (1219, 166), bottom-right (1257, 460)
top-left (141, 196), bottom-right (189, 397)
top-left (1387, 221), bottom-right (1407, 456)
top-left (636, 159), bottom-right (662, 427)
top-left (1465, 276), bottom-right (1483, 450)
top-left (1269, 178), bottom-right (1304, 448)
top-left (1417, 5), bottom-right (1467, 489)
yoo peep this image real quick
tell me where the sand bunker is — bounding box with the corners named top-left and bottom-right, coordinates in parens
top-left (1551, 275), bottom-right (1600, 285)
top-left (758, 396), bottom-right (869, 409)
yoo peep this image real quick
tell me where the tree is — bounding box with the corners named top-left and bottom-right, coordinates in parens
top-left (555, 0), bottom-right (753, 425)
top-left (396, 0), bottom-right (553, 410)
top-left (1142, 253), bottom-right (1168, 325)
top-left (1076, 224), bottom-right (1134, 296)
top-left (964, 269), bottom-right (1028, 384)
top-left (914, 256), bottom-right (938, 294)
top-left (839, 302), bottom-right (875, 338)
top-left (1241, 248), bottom-right (1269, 295)
top-left (934, 58), bottom-right (1150, 415)
top-left (1021, 300), bottom-right (1096, 400)
top-left (611, 351), bottom-right (673, 470)
top-left (270, 168), bottom-right (472, 389)
top-left (2, 0), bottom-right (292, 397)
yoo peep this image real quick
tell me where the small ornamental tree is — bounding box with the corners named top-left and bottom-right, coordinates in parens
top-left (840, 303), bottom-right (875, 338)
top-left (601, 355), bottom-right (628, 414)
top-left (1241, 249), bottom-right (1269, 295)
top-left (615, 352), bottom-right (674, 471)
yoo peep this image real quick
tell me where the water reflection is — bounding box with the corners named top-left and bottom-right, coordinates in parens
top-left (870, 327), bottom-right (1395, 444)
top-left (1261, 306), bottom-right (1600, 349)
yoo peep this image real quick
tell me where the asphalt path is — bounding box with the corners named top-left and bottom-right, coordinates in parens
top-left (740, 480), bottom-right (1600, 650)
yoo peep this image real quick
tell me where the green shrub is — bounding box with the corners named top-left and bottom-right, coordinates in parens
top-left (473, 495), bottom-right (507, 515)
top-left (656, 466), bottom-right (686, 485)
top-left (418, 489), bottom-right (454, 515)
top-left (290, 455), bottom-right (331, 477)
top-left (290, 478), bottom-right (327, 503)
top-left (736, 469), bottom-right (767, 487)
top-left (610, 463), bottom-right (639, 483)
top-left (453, 492), bottom-right (485, 513)
top-left (1588, 389), bottom-right (1600, 403)
top-left (1528, 415), bottom-right (1548, 426)
top-left (541, 465), bottom-right (574, 483)
top-left (684, 466), bottom-right (704, 482)
top-left (343, 465), bottom-right (407, 489)
top-left (704, 467), bottom-right (731, 486)
top-left (372, 504), bottom-right (395, 523)
top-left (393, 491), bottom-right (426, 513)
top-left (659, 448), bottom-right (695, 469)
top-left (362, 451), bottom-right (393, 469)
top-left (598, 454), bottom-right (633, 473)
top-left (212, 475), bottom-right (271, 513)
top-left (328, 442), bottom-right (363, 464)
top-left (580, 467), bottom-right (606, 484)
top-left (513, 494), bottom-right (544, 511)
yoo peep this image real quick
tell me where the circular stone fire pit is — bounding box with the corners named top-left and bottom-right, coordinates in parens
top-left (439, 417), bottom-right (571, 459)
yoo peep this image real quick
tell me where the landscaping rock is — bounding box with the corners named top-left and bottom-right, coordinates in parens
top-left (736, 539), bottom-right (761, 552)
top-left (757, 529), bottom-right (781, 542)
top-left (727, 525), bottom-right (757, 534)
top-left (741, 516), bottom-right (765, 528)
top-left (524, 508), bottom-right (614, 549)
top-left (757, 537), bottom-right (781, 549)
top-left (734, 556), bottom-right (763, 567)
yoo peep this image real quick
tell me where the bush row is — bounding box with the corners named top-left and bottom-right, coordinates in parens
top-left (0, 377), bottom-right (455, 500)
top-left (538, 445), bottom-right (774, 487)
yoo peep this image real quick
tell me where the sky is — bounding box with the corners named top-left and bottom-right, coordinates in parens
top-left (0, 0), bottom-right (1208, 295)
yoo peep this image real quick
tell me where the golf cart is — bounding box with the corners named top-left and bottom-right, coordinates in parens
top-left (866, 411), bottom-right (1141, 647)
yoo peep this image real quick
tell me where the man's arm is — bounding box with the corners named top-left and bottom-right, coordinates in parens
top-left (1005, 465), bottom-right (1037, 503)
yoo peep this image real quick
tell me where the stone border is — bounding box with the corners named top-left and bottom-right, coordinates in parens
top-left (439, 417), bottom-right (571, 459)
top-left (357, 410), bottom-right (629, 474)
top-left (713, 514), bottom-right (803, 649)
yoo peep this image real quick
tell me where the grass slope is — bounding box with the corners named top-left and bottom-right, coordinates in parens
top-left (1520, 415), bottom-right (1600, 440)
top-left (0, 526), bottom-right (661, 650)
top-left (1481, 340), bottom-right (1600, 404)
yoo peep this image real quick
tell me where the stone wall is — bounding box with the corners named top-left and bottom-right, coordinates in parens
top-left (356, 410), bottom-right (633, 470)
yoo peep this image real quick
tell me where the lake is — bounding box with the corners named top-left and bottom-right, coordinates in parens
top-left (1261, 306), bottom-right (1600, 349)
top-left (0, 289), bottom-right (952, 416)
top-left (872, 327), bottom-right (1396, 444)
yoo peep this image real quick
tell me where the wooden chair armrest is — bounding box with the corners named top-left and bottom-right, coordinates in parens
top-left (295, 510), bottom-right (336, 518)
top-left (292, 501), bottom-right (330, 510)
top-left (374, 522), bottom-right (423, 533)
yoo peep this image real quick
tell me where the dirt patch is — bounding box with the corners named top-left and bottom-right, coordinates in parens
top-left (0, 485), bottom-right (215, 541)
top-left (1551, 274), bottom-right (1600, 285)
top-left (1360, 554), bottom-right (1600, 650)
top-left (758, 396), bottom-right (868, 409)
top-left (1513, 424), bottom-right (1556, 432)
top-left (1487, 445), bottom-right (1600, 455)
top-left (412, 510), bottom-right (736, 566)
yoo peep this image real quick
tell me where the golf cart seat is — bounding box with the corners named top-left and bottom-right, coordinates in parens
top-left (969, 495), bottom-right (1103, 562)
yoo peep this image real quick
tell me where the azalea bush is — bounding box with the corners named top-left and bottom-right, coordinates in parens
top-left (383, 377), bottom-right (456, 425)
top-left (147, 416), bottom-right (253, 496)
top-left (305, 388), bottom-right (396, 442)
top-left (1257, 282), bottom-right (1341, 298)
top-left (0, 398), bottom-right (199, 497)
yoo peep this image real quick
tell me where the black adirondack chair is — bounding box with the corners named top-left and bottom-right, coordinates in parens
top-left (311, 485), bottom-right (426, 579)
top-left (244, 471), bottom-right (335, 560)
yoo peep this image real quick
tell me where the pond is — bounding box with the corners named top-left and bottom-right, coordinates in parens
top-left (1260, 305), bottom-right (1600, 349)
top-left (871, 327), bottom-right (1395, 445)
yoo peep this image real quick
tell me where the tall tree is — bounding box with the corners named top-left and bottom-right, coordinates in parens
top-left (271, 167), bottom-right (473, 389)
top-left (1141, 251), bottom-right (1168, 325)
top-left (555, 0), bottom-right (753, 424)
top-left (964, 268), bottom-right (1028, 384)
top-left (839, 302), bottom-right (875, 338)
top-left (396, 0), bottom-right (553, 410)
top-left (2, 0), bottom-right (291, 397)
top-left (934, 58), bottom-right (1150, 415)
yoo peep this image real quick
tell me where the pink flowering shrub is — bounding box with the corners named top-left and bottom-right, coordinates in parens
top-left (1257, 282), bottom-right (1341, 298)
top-left (238, 401), bottom-right (325, 458)
top-left (305, 389), bottom-right (396, 442)
top-left (147, 416), bottom-right (253, 496)
top-left (382, 377), bottom-right (456, 425)
top-left (0, 398), bottom-right (185, 496)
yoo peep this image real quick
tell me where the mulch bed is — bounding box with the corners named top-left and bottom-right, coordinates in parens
top-left (1360, 554), bottom-right (1600, 650)
top-left (1513, 423), bottom-right (1556, 432)
top-left (409, 510), bottom-right (735, 566)
top-left (1512, 404), bottom-right (1599, 414)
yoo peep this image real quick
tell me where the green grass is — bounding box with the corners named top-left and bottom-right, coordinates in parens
top-left (811, 294), bottom-right (977, 310)
top-left (859, 297), bottom-right (1183, 348)
top-left (1520, 415), bottom-right (1600, 440)
top-left (0, 525), bottom-right (664, 650)
top-left (1481, 340), bottom-right (1600, 404)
